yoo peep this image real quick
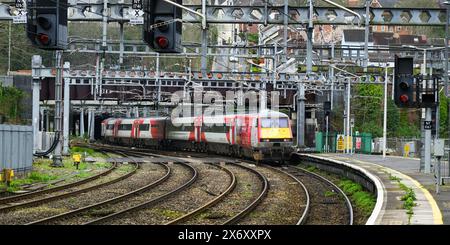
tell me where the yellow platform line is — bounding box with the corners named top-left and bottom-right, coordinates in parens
top-left (341, 157), bottom-right (443, 225)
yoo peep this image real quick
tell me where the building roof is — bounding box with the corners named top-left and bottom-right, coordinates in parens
top-left (343, 29), bottom-right (373, 43)
top-left (372, 32), bottom-right (394, 45)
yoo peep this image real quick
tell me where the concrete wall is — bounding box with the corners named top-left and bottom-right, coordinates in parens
top-left (0, 124), bottom-right (33, 175)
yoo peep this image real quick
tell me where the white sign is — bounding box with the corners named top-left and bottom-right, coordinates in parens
top-left (130, 17), bottom-right (144, 25)
top-left (129, 9), bottom-right (144, 25)
top-left (13, 12), bottom-right (27, 24)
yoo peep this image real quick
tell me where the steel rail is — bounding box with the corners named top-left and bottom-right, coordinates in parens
top-left (287, 165), bottom-right (354, 225)
top-left (222, 161), bottom-right (269, 225)
top-left (165, 162), bottom-right (237, 225)
top-left (0, 153), bottom-right (116, 205)
top-left (263, 165), bottom-right (311, 225)
top-left (83, 161), bottom-right (198, 225)
top-left (0, 154), bottom-right (139, 213)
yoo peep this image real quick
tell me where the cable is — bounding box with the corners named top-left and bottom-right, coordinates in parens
top-left (33, 131), bottom-right (60, 157)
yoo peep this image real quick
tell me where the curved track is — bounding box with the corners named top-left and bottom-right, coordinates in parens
top-left (27, 161), bottom-right (171, 225)
top-left (166, 161), bottom-right (269, 225)
top-left (0, 155), bottom-right (116, 206)
top-left (0, 159), bottom-right (138, 214)
top-left (83, 161), bottom-right (198, 225)
top-left (279, 165), bottom-right (353, 225)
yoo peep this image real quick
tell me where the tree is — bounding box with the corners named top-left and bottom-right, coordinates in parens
top-left (387, 99), bottom-right (399, 137)
top-left (439, 90), bottom-right (449, 138)
top-left (0, 84), bottom-right (25, 124)
top-left (352, 84), bottom-right (383, 137)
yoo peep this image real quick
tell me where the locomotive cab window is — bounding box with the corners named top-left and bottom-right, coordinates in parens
top-left (260, 118), bottom-right (289, 128)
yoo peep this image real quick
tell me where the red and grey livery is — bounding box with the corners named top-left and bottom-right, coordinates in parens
top-left (101, 110), bottom-right (294, 162)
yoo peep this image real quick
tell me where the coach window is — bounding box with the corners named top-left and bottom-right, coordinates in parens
top-left (139, 124), bottom-right (150, 131)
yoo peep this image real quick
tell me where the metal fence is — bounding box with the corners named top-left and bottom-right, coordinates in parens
top-left (0, 124), bottom-right (33, 175)
top-left (373, 137), bottom-right (421, 157)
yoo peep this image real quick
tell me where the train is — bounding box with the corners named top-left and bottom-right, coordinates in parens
top-left (101, 110), bottom-right (294, 162)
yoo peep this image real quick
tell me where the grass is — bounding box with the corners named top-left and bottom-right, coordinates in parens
top-left (7, 153), bottom-right (110, 193)
top-left (386, 172), bottom-right (417, 224)
top-left (338, 179), bottom-right (376, 217)
top-left (324, 190), bottom-right (336, 197)
top-left (5, 171), bottom-right (58, 192)
top-left (156, 209), bottom-right (184, 219)
top-left (306, 166), bottom-right (317, 172)
top-left (70, 146), bottom-right (106, 158)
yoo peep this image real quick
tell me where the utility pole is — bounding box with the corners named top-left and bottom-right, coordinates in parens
top-left (346, 78), bottom-right (351, 154)
top-left (383, 64), bottom-right (388, 159)
top-left (423, 50), bottom-right (432, 174)
top-left (306, 0), bottom-right (314, 74)
top-left (297, 84), bottom-right (306, 147)
top-left (62, 62), bottom-right (70, 155)
top-left (52, 51), bottom-right (63, 167)
top-left (201, 0), bottom-right (207, 73)
top-left (32, 55), bottom-right (42, 153)
top-left (7, 21), bottom-right (11, 76)
top-left (364, 0), bottom-right (371, 72)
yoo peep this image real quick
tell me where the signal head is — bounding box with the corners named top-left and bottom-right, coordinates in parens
top-left (156, 36), bottom-right (169, 49)
top-left (399, 94), bottom-right (409, 103)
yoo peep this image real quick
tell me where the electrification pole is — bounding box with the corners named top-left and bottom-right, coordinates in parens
top-left (52, 51), bottom-right (63, 167)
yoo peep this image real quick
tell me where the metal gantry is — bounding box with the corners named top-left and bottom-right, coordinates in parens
top-left (1, 3), bottom-right (447, 26)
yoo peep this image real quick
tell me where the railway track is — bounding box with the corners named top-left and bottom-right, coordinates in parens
top-left (73, 145), bottom-right (268, 225)
top-left (83, 160), bottom-right (197, 225)
top-left (27, 159), bottom-right (171, 225)
top-left (0, 152), bottom-right (143, 225)
top-left (166, 161), bottom-right (269, 225)
top-left (277, 165), bottom-right (353, 225)
top-left (0, 154), bottom-right (116, 206)
top-left (0, 160), bottom-right (137, 214)
top-left (25, 143), bottom-right (354, 225)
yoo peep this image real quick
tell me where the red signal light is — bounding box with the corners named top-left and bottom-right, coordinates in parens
top-left (399, 94), bottom-right (409, 103)
top-left (37, 33), bottom-right (50, 45)
top-left (156, 36), bottom-right (169, 49)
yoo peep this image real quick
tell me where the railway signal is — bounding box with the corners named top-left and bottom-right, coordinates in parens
top-left (394, 56), bottom-right (415, 108)
top-left (26, 0), bottom-right (68, 50)
top-left (143, 0), bottom-right (182, 53)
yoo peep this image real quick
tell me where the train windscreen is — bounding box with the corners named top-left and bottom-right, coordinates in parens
top-left (260, 118), bottom-right (289, 128)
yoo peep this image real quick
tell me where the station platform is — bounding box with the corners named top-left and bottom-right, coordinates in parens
top-left (316, 153), bottom-right (446, 225)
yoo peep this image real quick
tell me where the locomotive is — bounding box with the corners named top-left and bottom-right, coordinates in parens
top-left (101, 110), bottom-right (294, 162)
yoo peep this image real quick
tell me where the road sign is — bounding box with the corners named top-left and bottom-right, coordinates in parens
top-left (424, 121), bottom-right (432, 130)
top-left (337, 135), bottom-right (345, 151)
top-left (129, 9), bottom-right (144, 25)
top-left (132, 0), bottom-right (143, 10)
top-left (15, 0), bottom-right (24, 8)
top-left (356, 137), bottom-right (362, 150)
top-left (12, 0), bottom-right (26, 24)
top-left (13, 13), bottom-right (27, 24)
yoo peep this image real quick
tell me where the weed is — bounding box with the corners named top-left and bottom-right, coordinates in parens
top-left (388, 173), bottom-right (417, 224)
top-left (5, 171), bottom-right (58, 192)
top-left (324, 190), bottom-right (336, 197)
top-left (339, 179), bottom-right (376, 217)
top-left (306, 166), bottom-right (317, 172)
